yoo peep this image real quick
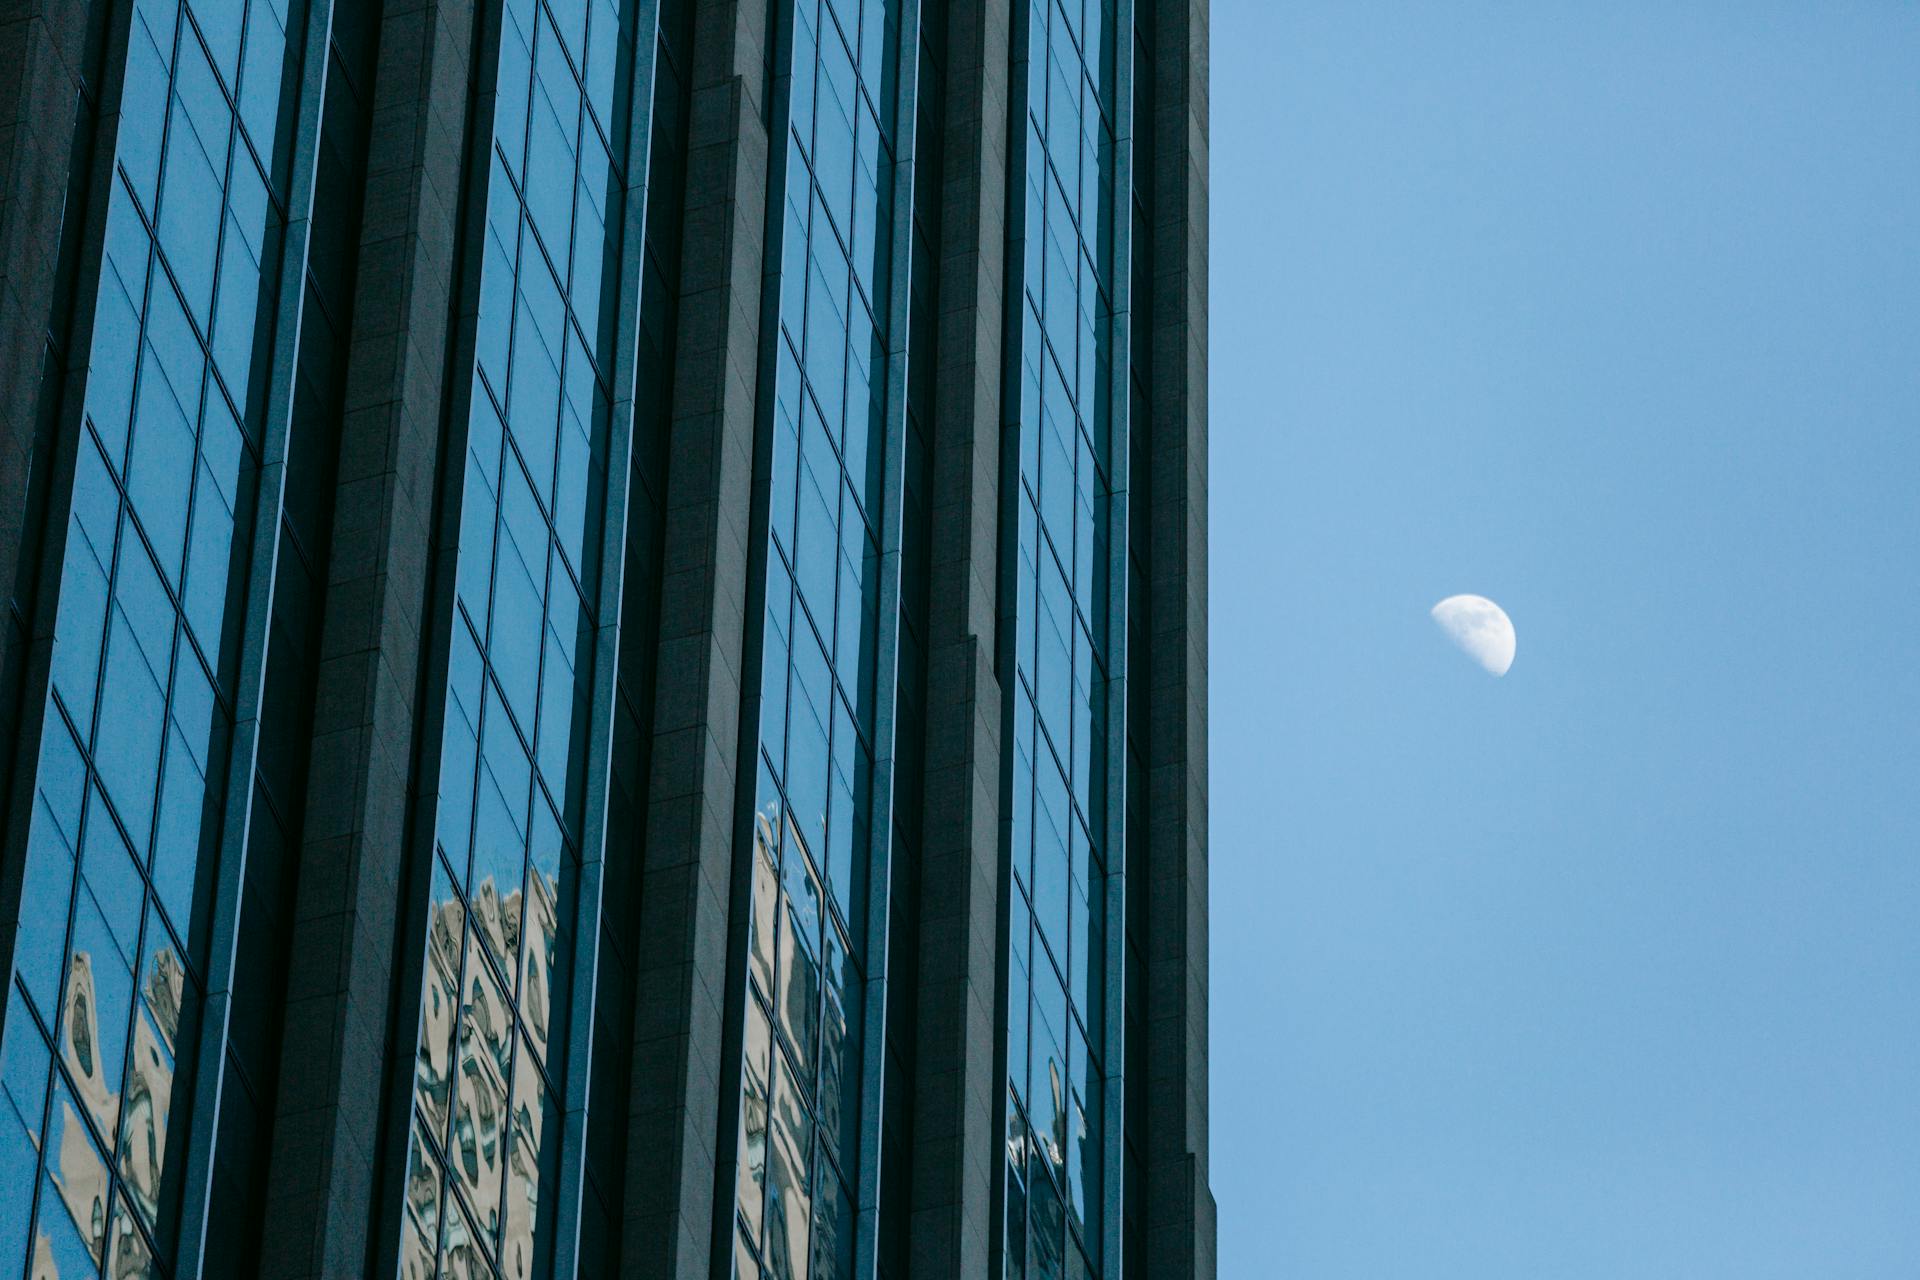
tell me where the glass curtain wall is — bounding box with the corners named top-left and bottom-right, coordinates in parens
top-left (732, 0), bottom-right (903, 1277)
top-left (0, 0), bottom-right (310, 1274)
top-left (1001, 0), bottom-right (1122, 1277)
top-left (397, 1), bottom-right (639, 1276)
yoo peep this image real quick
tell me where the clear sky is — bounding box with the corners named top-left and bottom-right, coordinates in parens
top-left (1208, 4), bottom-right (1920, 1276)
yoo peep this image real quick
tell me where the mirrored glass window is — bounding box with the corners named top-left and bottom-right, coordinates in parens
top-left (5, 3), bottom-right (304, 1271)
top-left (402, 2), bottom-right (638, 1275)
top-left (733, 2), bottom-right (902, 1275)
top-left (1003, 0), bottom-right (1122, 1274)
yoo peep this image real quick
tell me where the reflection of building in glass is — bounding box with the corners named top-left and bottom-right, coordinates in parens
top-left (0, 0), bottom-right (1212, 1276)
top-left (24, 932), bottom-right (181, 1279)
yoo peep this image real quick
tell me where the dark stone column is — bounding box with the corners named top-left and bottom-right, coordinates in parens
top-left (619, 1), bottom-right (770, 1275)
top-left (1144, 0), bottom-right (1215, 1276)
top-left (908, 0), bottom-right (1011, 1273)
top-left (259, 2), bottom-right (478, 1274)
top-left (0, 0), bottom-right (89, 629)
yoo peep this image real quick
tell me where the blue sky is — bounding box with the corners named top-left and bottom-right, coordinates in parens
top-left (1208, 4), bottom-right (1920, 1275)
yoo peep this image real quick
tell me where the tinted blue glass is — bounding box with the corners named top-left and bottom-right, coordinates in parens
top-left (36, 1076), bottom-right (109, 1270)
top-left (162, 41), bottom-right (231, 324)
top-left (404, 6), bottom-right (640, 1265)
top-left (121, 12), bottom-right (173, 211)
top-left (584, 0), bottom-right (624, 127)
top-left (193, 0), bottom-right (244, 81)
top-left (735, 4), bottom-right (903, 1273)
top-left (95, 613), bottom-right (168, 856)
top-left (536, 619), bottom-right (576, 790)
top-left (554, 371), bottom-right (596, 575)
top-left (779, 903), bottom-right (820, 1081)
top-left (1002, 0), bottom-right (1124, 1268)
top-left (497, 5), bottom-right (534, 181)
top-left (17, 813), bottom-right (78, 1024)
top-left (4, 4), bottom-right (296, 1270)
top-left (492, 477), bottom-right (547, 730)
top-left (129, 359), bottom-right (196, 586)
top-left (151, 726), bottom-right (206, 930)
top-left (67, 888), bottom-right (134, 1140)
top-left (89, 268), bottom-right (144, 459)
top-left (184, 457), bottom-right (236, 652)
top-left (510, 292), bottom-right (563, 496)
top-left (213, 216), bottom-right (265, 403)
top-left (49, 508), bottom-right (111, 732)
top-left (0, 1005), bottom-right (51, 1251)
top-left (237, 0), bottom-right (287, 152)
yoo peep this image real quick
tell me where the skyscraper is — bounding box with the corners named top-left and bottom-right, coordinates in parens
top-left (0, 0), bottom-right (1210, 1275)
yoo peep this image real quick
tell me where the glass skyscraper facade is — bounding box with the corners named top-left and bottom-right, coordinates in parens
top-left (0, 0), bottom-right (1211, 1276)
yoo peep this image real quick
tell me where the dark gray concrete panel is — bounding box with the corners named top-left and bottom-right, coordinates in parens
top-left (0, 0), bottom-right (89, 628)
top-left (619, 2), bottom-right (771, 1275)
top-left (1144, 0), bottom-right (1215, 1276)
top-left (908, 0), bottom-right (1012, 1275)
top-left (259, 2), bottom-right (479, 1275)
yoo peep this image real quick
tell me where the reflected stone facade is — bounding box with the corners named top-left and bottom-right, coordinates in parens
top-left (0, 0), bottom-right (1210, 1277)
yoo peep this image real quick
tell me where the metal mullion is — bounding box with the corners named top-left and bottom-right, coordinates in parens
top-left (170, 0), bottom-right (337, 1269)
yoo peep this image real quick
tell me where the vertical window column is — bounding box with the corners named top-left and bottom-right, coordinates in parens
top-left (732, 2), bottom-right (906, 1278)
top-left (0, 1), bottom-right (308, 1274)
top-left (1001, 1), bottom-right (1124, 1279)
top-left (395, 2), bottom-right (643, 1278)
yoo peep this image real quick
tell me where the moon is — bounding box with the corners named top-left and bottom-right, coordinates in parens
top-left (1430, 594), bottom-right (1516, 676)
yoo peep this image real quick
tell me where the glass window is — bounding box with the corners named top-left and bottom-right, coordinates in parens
top-left (738, 999), bottom-right (773, 1243)
top-left (50, 511), bottom-right (111, 732)
top-left (37, 1075), bottom-right (110, 1270)
top-left (164, 38), bottom-right (232, 324)
top-left (778, 865), bottom-right (822, 1080)
top-left (150, 728), bottom-right (206, 940)
top-left (6, 7), bottom-right (297, 1270)
top-left (765, 1055), bottom-right (812, 1280)
top-left (237, 0), bottom-right (289, 154)
top-left (0, 1006), bottom-right (50, 1260)
top-left (15, 814), bottom-right (77, 1026)
top-left (501, 1034), bottom-right (557, 1278)
top-left (405, 5), bottom-right (638, 1250)
top-left (95, 612), bottom-right (168, 856)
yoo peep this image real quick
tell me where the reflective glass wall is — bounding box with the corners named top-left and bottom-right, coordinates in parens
top-left (397, 0), bottom-right (641, 1276)
top-left (0, 0), bottom-right (311, 1273)
top-left (731, 0), bottom-right (904, 1276)
top-left (1001, 0), bottom-right (1124, 1276)
top-left (0, 0), bottom-right (1211, 1274)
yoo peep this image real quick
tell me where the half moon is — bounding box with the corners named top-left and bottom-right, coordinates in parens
top-left (1430, 594), bottom-right (1516, 677)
